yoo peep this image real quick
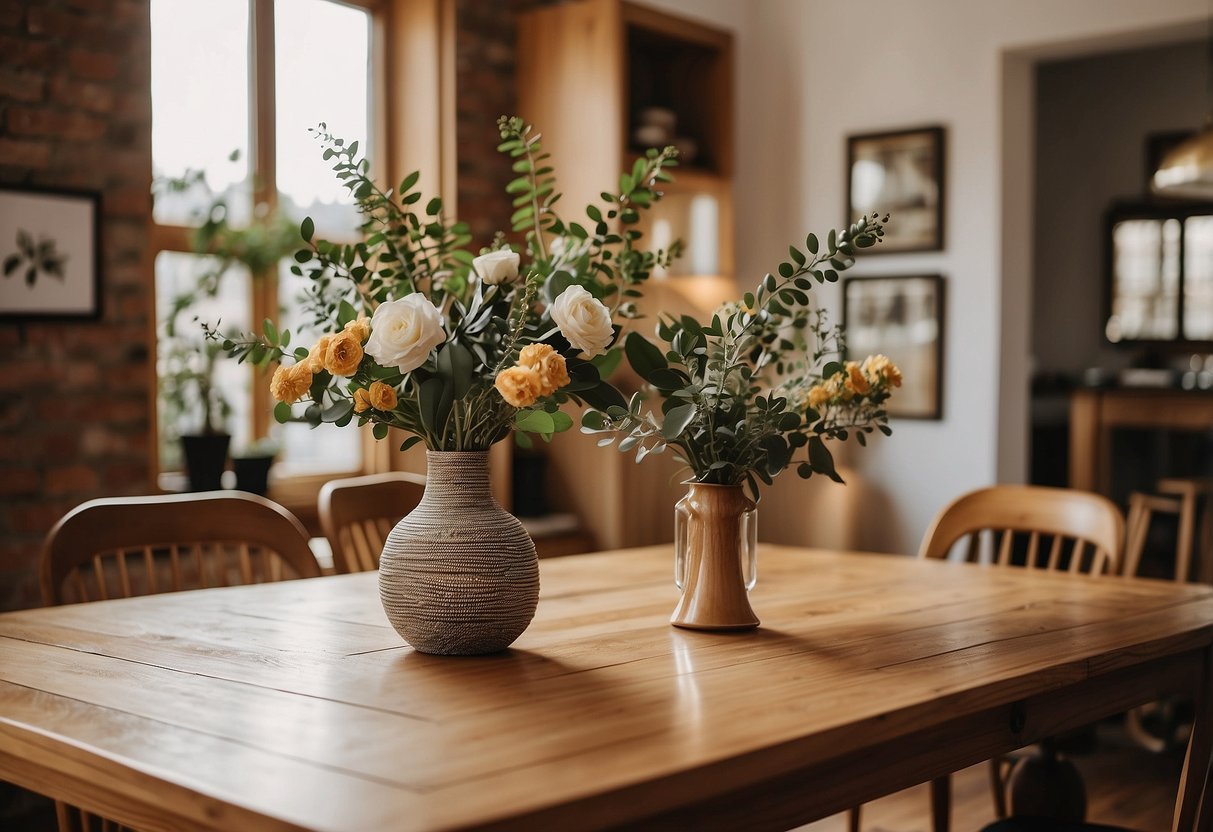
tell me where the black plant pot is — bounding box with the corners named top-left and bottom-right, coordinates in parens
top-left (180, 433), bottom-right (231, 492)
top-left (233, 454), bottom-right (275, 496)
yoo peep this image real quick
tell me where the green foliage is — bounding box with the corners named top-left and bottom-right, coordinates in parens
top-left (209, 118), bottom-right (683, 451)
top-left (581, 214), bottom-right (896, 501)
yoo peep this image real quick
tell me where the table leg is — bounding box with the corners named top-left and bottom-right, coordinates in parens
top-left (930, 775), bottom-right (950, 832)
top-left (1174, 649), bottom-right (1213, 831)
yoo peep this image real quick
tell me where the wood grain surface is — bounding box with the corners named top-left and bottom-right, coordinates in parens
top-left (2, 546), bottom-right (1212, 831)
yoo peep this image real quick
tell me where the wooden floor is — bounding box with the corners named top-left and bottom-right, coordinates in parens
top-left (802, 724), bottom-right (1181, 832)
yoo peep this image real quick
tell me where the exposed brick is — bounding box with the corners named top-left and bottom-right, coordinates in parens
top-left (0, 467), bottom-right (40, 498)
top-left (0, 66), bottom-right (44, 101)
top-left (0, 0), bottom-right (22, 29)
top-left (5, 499), bottom-right (78, 535)
top-left (0, 35), bottom-right (54, 70)
top-left (7, 106), bottom-right (107, 142)
top-left (67, 47), bottom-right (118, 82)
top-left (48, 74), bottom-right (115, 113)
top-left (102, 460), bottom-right (148, 491)
top-left (0, 137), bottom-right (50, 169)
top-left (45, 463), bottom-right (100, 495)
top-left (26, 7), bottom-right (110, 46)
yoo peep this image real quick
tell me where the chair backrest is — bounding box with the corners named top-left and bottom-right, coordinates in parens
top-left (41, 491), bottom-right (322, 606)
top-left (918, 485), bottom-right (1124, 576)
top-left (318, 472), bottom-right (426, 573)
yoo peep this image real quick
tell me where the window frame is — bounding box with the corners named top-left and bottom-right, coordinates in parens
top-left (148, 0), bottom-right (457, 508)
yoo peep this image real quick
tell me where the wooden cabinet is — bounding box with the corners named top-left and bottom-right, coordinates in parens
top-left (517, 0), bottom-right (736, 549)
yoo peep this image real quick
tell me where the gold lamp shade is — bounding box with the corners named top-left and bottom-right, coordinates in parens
top-left (1153, 125), bottom-right (1213, 199)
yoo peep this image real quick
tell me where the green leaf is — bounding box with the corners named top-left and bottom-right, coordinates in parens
top-left (778, 262), bottom-right (794, 278)
top-left (300, 216), bottom-right (314, 243)
top-left (262, 318), bottom-right (277, 344)
top-left (662, 403), bottom-right (697, 440)
top-left (789, 246), bottom-right (805, 266)
top-left (809, 435), bottom-right (845, 483)
top-left (435, 341), bottom-right (475, 399)
top-left (337, 300), bottom-right (357, 328)
top-left (273, 401), bottom-right (292, 424)
top-left (590, 348), bottom-right (623, 380)
top-left (806, 233), bottom-right (819, 254)
top-left (579, 382), bottom-right (628, 412)
top-left (372, 422), bottom-right (389, 440)
top-left (515, 409), bottom-right (556, 434)
top-left (418, 377), bottom-right (452, 436)
top-left (399, 435), bottom-right (423, 453)
top-left (624, 331), bottom-right (667, 379)
top-left (399, 171), bottom-right (420, 193)
top-left (550, 410), bottom-right (574, 433)
top-left (581, 410), bottom-right (606, 430)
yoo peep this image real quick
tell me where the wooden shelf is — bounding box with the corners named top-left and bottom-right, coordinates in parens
top-left (518, 0), bottom-right (734, 550)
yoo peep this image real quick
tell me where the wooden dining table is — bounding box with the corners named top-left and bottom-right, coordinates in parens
top-left (2, 545), bottom-right (1212, 831)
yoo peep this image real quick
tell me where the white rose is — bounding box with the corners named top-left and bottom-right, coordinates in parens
top-left (550, 285), bottom-right (614, 357)
top-left (364, 293), bottom-right (447, 374)
top-left (472, 249), bottom-right (520, 285)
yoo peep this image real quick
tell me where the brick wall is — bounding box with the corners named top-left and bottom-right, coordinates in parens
top-left (0, 0), bottom-right (153, 611)
top-left (455, 0), bottom-right (554, 248)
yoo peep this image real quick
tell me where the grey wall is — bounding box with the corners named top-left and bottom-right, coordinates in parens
top-left (1033, 40), bottom-right (1206, 374)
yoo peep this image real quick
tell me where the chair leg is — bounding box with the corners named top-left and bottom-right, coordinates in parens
top-left (929, 775), bottom-right (950, 832)
top-left (988, 757), bottom-right (1009, 818)
top-left (847, 805), bottom-right (861, 832)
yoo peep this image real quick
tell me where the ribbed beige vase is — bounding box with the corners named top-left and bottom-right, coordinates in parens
top-left (670, 483), bottom-right (760, 631)
top-left (379, 450), bottom-right (539, 655)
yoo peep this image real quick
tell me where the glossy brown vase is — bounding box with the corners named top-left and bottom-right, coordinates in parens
top-left (378, 450), bottom-right (539, 655)
top-left (671, 483), bottom-right (759, 631)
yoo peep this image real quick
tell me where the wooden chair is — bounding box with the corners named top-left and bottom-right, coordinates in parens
top-left (849, 486), bottom-right (1122, 832)
top-left (39, 491), bottom-right (321, 832)
top-left (318, 472), bottom-right (426, 573)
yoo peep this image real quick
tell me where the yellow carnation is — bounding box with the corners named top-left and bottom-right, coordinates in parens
top-left (352, 387), bottom-right (373, 413)
top-left (324, 330), bottom-right (364, 377)
top-left (495, 366), bottom-right (542, 408)
top-left (367, 381), bottom-right (398, 411)
top-left (844, 361), bottom-right (870, 395)
top-left (304, 333), bottom-right (333, 373)
top-left (269, 362), bottom-right (313, 404)
top-left (344, 315), bottom-right (371, 343)
top-left (862, 354), bottom-right (903, 388)
top-left (518, 343), bottom-right (571, 396)
top-left (807, 384), bottom-right (831, 409)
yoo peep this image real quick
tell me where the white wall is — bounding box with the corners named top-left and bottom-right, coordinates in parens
top-left (740, 0), bottom-right (1205, 554)
top-left (639, 0), bottom-right (1205, 555)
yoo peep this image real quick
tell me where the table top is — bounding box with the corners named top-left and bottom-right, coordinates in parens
top-left (2, 545), bottom-right (1212, 831)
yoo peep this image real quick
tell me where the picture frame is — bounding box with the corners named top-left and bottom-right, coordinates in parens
top-left (842, 274), bottom-right (945, 420)
top-left (846, 126), bottom-right (945, 253)
top-left (0, 185), bottom-right (102, 321)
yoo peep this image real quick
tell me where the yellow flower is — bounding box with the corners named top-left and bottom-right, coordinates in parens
top-left (807, 384), bottom-right (831, 409)
top-left (367, 380), bottom-right (398, 411)
top-left (845, 361), bottom-right (870, 395)
top-left (862, 354), bottom-right (903, 388)
top-left (304, 333), bottom-right (333, 373)
top-left (495, 366), bottom-right (542, 408)
top-left (352, 387), bottom-right (373, 413)
top-left (324, 330), bottom-right (365, 377)
top-left (518, 343), bottom-right (571, 396)
top-left (269, 362), bottom-right (313, 404)
top-left (344, 315), bottom-right (371, 343)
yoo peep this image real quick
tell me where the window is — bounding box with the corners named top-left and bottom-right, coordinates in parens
top-left (1105, 203), bottom-right (1213, 345)
top-left (151, 0), bottom-right (377, 478)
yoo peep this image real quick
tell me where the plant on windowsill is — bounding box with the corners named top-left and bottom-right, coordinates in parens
top-left (208, 116), bottom-right (682, 655)
top-left (580, 214), bottom-right (901, 631)
top-left (155, 155), bottom-right (298, 492)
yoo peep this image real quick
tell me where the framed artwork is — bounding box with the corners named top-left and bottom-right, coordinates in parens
top-left (0, 185), bottom-right (101, 320)
top-left (842, 274), bottom-right (944, 420)
top-left (846, 126), bottom-right (945, 253)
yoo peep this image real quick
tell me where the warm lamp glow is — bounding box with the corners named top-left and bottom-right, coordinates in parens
top-left (1153, 126), bottom-right (1213, 199)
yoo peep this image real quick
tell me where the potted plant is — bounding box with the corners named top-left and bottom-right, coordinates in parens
top-left (232, 437), bottom-right (280, 496)
top-left (211, 117), bottom-right (680, 655)
top-left (580, 214), bottom-right (900, 630)
top-left (155, 157), bottom-right (297, 491)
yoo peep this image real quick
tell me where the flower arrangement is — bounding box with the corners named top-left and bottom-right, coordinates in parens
top-left (580, 214), bottom-right (900, 500)
top-left (213, 117), bottom-right (681, 452)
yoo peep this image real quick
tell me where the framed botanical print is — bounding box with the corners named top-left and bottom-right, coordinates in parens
top-left (847, 126), bottom-right (945, 253)
top-left (0, 185), bottom-right (101, 320)
top-left (843, 274), bottom-right (944, 419)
